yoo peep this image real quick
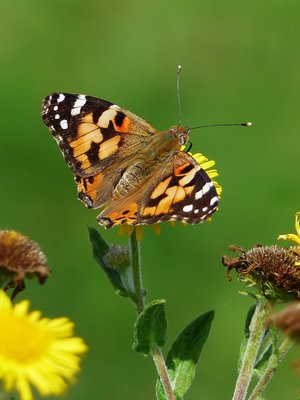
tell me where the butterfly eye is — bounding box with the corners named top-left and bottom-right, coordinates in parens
top-left (169, 126), bottom-right (190, 145)
top-left (180, 128), bottom-right (190, 145)
top-left (179, 133), bottom-right (186, 145)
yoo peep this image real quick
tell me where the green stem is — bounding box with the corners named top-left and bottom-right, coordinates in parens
top-left (248, 337), bottom-right (293, 400)
top-left (129, 228), bottom-right (175, 400)
top-left (130, 229), bottom-right (144, 313)
top-left (232, 299), bottom-right (269, 400)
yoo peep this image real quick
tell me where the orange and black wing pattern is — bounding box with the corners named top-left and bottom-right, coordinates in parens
top-left (42, 92), bottom-right (157, 208)
top-left (41, 92), bottom-right (156, 177)
top-left (98, 152), bottom-right (219, 227)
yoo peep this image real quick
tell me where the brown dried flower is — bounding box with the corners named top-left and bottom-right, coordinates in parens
top-left (268, 302), bottom-right (300, 343)
top-left (0, 230), bottom-right (51, 297)
top-left (222, 244), bottom-right (300, 300)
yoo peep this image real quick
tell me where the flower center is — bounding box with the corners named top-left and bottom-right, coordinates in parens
top-left (0, 314), bottom-right (50, 363)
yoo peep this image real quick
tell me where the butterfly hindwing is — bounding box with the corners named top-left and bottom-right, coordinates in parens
top-left (140, 151), bottom-right (219, 224)
top-left (98, 152), bottom-right (218, 227)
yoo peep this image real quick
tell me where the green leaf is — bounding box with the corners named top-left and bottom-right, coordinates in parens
top-left (156, 310), bottom-right (214, 400)
top-left (238, 305), bottom-right (256, 371)
top-left (133, 299), bottom-right (167, 356)
top-left (254, 323), bottom-right (279, 378)
top-left (87, 226), bottom-right (129, 297)
top-left (88, 226), bottom-right (110, 261)
top-left (254, 345), bottom-right (272, 378)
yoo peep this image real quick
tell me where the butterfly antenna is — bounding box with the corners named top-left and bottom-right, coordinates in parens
top-left (190, 122), bottom-right (252, 130)
top-left (177, 65), bottom-right (182, 125)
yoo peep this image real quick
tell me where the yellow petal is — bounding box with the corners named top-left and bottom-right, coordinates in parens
top-left (278, 234), bottom-right (300, 246)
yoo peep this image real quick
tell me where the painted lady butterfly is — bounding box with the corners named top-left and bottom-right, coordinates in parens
top-left (41, 93), bottom-right (219, 228)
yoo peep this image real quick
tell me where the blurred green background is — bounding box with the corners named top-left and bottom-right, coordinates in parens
top-left (1, 0), bottom-right (299, 399)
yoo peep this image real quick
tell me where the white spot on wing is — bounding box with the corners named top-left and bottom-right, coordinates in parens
top-left (194, 209), bottom-right (199, 214)
top-left (54, 105), bottom-right (58, 111)
top-left (195, 190), bottom-right (202, 200)
top-left (60, 119), bottom-right (68, 129)
top-left (71, 107), bottom-right (81, 116)
top-left (57, 93), bottom-right (65, 103)
top-left (71, 95), bottom-right (87, 116)
top-left (183, 204), bottom-right (193, 212)
top-left (202, 207), bottom-right (208, 212)
top-left (202, 182), bottom-right (212, 195)
top-left (210, 196), bottom-right (218, 206)
top-left (55, 114), bottom-right (60, 119)
top-left (74, 95), bottom-right (86, 107)
top-left (195, 182), bottom-right (214, 200)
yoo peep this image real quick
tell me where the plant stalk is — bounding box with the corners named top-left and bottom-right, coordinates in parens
top-left (151, 345), bottom-right (176, 400)
top-left (248, 337), bottom-right (293, 400)
top-left (130, 229), bottom-right (144, 313)
top-left (232, 299), bottom-right (269, 400)
top-left (129, 228), bottom-right (175, 400)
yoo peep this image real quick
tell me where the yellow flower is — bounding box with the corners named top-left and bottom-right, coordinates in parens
top-left (278, 212), bottom-right (300, 246)
top-left (0, 290), bottom-right (87, 400)
top-left (278, 212), bottom-right (300, 263)
top-left (190, 151), bottom-right (222, 197)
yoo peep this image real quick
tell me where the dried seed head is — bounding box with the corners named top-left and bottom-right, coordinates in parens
top-left (0, 230), bottom-right (51, 298)
top-left (222, 244), bottom-right (300, 301)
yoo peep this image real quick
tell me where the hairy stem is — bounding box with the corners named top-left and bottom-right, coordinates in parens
top-left (151, 345), bottom-right (175, 400)
top-left (130, 228), bottom-right (175, 400)
top-left (232, 299), bottom-right (269, 400)
top-left (130, 229), bottom-right (144, 313)
top-left (248, 337), bottom-right (293, 400)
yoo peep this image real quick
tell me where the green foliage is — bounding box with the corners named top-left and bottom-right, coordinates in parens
top-left (238, 305), bottom-right (256, 371)
top-left (88, 227), bottom-right (131, 297)
top-left (254, 345), bottom-right (272, 378)
top-left (253, 322), bottom-right (279, 379)
top-left (133, 299), bottom-right (167, 356)
top-left (156, 311), bottom-right (214, 400)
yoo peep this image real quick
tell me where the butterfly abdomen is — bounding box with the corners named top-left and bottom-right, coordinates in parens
top-left (113, 163), bottom-right (150, 199)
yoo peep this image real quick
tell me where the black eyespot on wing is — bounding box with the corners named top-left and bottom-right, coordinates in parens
top-left (114, 111), bottom-right (126, 127)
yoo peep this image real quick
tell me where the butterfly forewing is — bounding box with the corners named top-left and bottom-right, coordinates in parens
top-left (42, 93), bottom-right (157, 177)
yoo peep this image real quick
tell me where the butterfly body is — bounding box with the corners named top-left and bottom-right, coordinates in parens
top-left (42, 93), bottom-right (219, 228)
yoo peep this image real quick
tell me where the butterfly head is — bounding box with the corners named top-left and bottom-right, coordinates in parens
top-left (169, 125), bottom-right (190, 145)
